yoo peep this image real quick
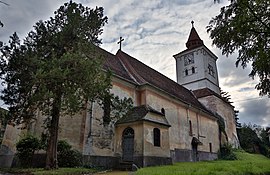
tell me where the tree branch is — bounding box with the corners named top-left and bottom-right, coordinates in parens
top-left (0, 1), bottom-right (9, 6)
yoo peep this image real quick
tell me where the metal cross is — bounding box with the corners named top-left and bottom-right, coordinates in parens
top-left (117, 37), bottom-right (124, 50)
top-left (191, 20), bottom-right (194, 28)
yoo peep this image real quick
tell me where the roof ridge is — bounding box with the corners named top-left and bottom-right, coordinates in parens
top-left (116, 50), bottom-right (147, 84)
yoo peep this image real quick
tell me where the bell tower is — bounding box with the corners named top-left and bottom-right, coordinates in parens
top-left (174, 21), bottom-right (220, 95)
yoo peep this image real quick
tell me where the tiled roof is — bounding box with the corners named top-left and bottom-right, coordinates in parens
top-left (193, 88), bottom-right (217, 98)
top-left (186, 26), bottom-right (204, 50)
top-left (94, 46), bottom-right (214, 117)
top-left (116, 50), bottom-right (211, 113)
top-left (95, 46), bottom-right (136, 83)
top-left (193, 88), bottom-right (234, 108)
top-left (116, 105), bottom-right (170, 126)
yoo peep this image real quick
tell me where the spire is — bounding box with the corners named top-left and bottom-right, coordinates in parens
top-left (186, 21), bottom-right (204, 50)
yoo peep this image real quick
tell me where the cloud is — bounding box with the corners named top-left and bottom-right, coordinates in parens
top-left (238, 98), bottom-right (270, 127)
top-left (0, 0), bottom-right (268, 127)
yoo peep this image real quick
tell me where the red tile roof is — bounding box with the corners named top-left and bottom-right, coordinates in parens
top-left (186, 27), bottom-right (204, 50)
top-left (96, 46), bottom-right (214, 116)
top-left (115, 50), bottom-right (212, 114)
top-left (193, 88), bottom-right (234, 107)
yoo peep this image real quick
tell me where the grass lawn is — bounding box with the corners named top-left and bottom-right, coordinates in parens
top-left (0, 167), bottom-right (97, 175)
top-left (136, 151), bottom-right (270, 175)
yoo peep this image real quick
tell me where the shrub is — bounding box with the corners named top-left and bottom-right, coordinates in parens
top-left (16, 134), bottom-right (40, 167)
top-left (218, 144), bottom-right (237, 160)
top-left (57, 140), bottom-right (82, 167)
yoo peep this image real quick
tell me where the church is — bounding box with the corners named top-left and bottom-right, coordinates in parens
top-left (0, 23), bottom-right (239, 168)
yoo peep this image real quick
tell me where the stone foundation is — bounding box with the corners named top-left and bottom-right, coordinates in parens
top-left (83, 155), bottom-right (120, 169)
top-left (82, 155), bottom-right (172, 168)
top-left (143, 156), bottom-right (172, 167)
top-left (171, 149), bottom-right (217, 162)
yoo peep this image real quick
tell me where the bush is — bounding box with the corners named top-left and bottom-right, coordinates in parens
top-left (16, 134), bottom-right (40, 167)
top-left (57, 140), bottom-right (82, 167)
top-left (218, 144), bottom-right (237, 160)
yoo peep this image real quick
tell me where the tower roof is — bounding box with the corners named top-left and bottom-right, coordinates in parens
top-left (186, 21), bottom-right (204, 50)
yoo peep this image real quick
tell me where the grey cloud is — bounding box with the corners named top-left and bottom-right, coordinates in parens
top-left (239, 98), bottom-right (270, 127)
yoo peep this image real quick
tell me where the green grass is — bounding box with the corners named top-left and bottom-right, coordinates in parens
top-left (0, 167), bottom-right (97, 175)
top-left (136, 151), bottom-right (270, 175)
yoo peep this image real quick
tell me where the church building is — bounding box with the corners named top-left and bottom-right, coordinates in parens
top-left (0, 23), bottom-right (239, 168)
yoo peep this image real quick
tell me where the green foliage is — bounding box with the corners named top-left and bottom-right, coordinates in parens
top-left (0, 168), bottom-right (97, 175)
top-left (207, 0), bottom-right (270, 97)
top-left (218, 144), bottom-right (237, 160)
top-left (237, 125), bottom-right (261, 153)
top-left (101, 93), bottom-right (133, 125)
top-left (16, 134), bottom-right (40, 167)
top-left (57, 140), bottom-right (82, 168)
top-left (136, 151), bottom-right (270, 175)
top-left (237, 124), bottom-right (270, 158)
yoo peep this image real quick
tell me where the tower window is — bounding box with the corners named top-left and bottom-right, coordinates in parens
top-left (185, 69), bottom-right (188, 76)
top-left (208, 64), bottom-right (215, 77)
top-left (192, 67), bottom-right (195, 74)
top-left (153, 128), bottom-right (161, 147)
top-left (209, 143), bottom-right (212, 153)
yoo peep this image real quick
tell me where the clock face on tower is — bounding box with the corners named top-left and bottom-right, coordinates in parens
top-left (184, 53), bottom-right (194, 66)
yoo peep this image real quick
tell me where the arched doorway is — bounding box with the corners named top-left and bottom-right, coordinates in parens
top-left (122, 127), bottom-right (134, 162)
top-left (191, 137), bottom-right (201, 162)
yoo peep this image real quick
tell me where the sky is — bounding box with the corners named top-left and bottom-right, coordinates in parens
top-left (0, 0), bottom-right (269, 127)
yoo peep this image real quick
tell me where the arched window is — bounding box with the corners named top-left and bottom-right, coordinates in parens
top-left (153, 128), bottom-right (161, 147)
top-left (185, 69), bottom-right (188, 76)
top-left (161, 108), bottom-right (165, 115)
top-left (192, 67), bottom-right (195, 74)
top-left (123, 127), bottom-right (134, 138)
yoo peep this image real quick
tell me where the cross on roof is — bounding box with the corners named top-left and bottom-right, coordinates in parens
top-left (117, 37), bottom-right (124, 50)
top-left (191, 20), bottom-right (194, 28)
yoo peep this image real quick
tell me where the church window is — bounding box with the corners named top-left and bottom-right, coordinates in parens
top-left (189, 120), bottom-right (193, 136)
top-left (192, 67), bottom-right (195, 74)
top-left (185, 69), bottom-right (188, 76)
top-left (208, 64), bottom-right (215, 77)
top-left (153, 128), bottom-right (161, 147)
top-left (209, 143), bottom-right (212, 153)
top-left (103, 95), bottom-right (111, 125)
top-left (161, 108), bottom-right (165, 115)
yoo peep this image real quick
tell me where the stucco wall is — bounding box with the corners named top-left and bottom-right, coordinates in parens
top-left (144, 87), bottom-right (219, 154)
top-left (143, 120), bottom-right (170, 157)
top-left (198, 95), bottom-right (239, 148)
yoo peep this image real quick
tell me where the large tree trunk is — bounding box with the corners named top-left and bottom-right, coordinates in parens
top-left (45, 93), bottom-right (61, 169)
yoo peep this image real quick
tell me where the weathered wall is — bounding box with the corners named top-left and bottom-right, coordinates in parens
top-left (0, 124), bottom-right (25, 167)
top-left (143, 86), bottom-right (220, 157)
top-left (143, 120), bottom-right (170, 157)
top-left (82, 77), bottom-right (137, 157)
top-left (115, 122), bottom-right (143, 157)
top-left (198, 95), bottom-right (239, 148)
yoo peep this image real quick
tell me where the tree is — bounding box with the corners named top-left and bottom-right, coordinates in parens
top-left (237, 124), bottom-right (261, 153)
top-left (237, 124), bottom-right (270, 157)
top-left (0, 1), bottom-right (110, 169)
top-left (207, 0), bottom-right (270, 97)
top-left (234, 110), bottom-right (241, 128)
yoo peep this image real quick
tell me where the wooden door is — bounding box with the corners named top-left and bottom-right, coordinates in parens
top-left (122, 127), bottom-right (134, 162)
